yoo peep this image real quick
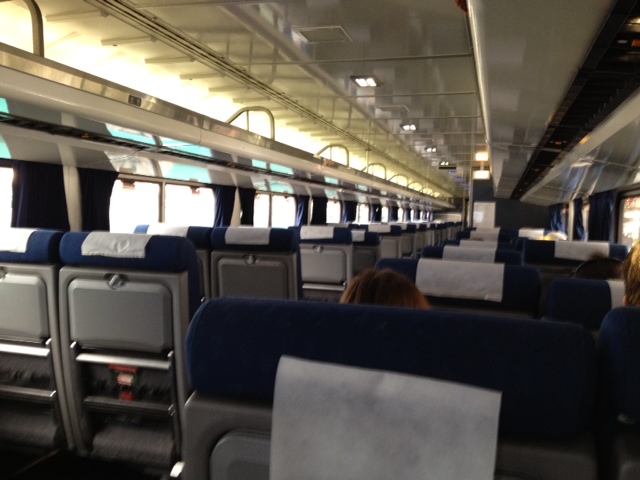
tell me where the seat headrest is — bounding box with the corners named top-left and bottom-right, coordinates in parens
top-left (186, 297), bottom-right (595, 439)
top-left (135, 224), bottom-right (212, 249)
top-left (0, 228), bottom-right (63, 264)
top-left (297, 226), bottom-right (352, 244)
top-left (211, 227), bottom-right (299, 252)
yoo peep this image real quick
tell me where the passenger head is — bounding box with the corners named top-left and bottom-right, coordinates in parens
top-left (624, 245), bottom-right (640, 306)
top-left (340, 268), bottom-right (431, 309)
top-left (574, 253), bottom-right (623, 280)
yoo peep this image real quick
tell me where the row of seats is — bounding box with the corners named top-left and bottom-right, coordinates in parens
top-left (0, 228), bottom-right (201, 471)
top-left (183, 296), bottom-right (622, 480)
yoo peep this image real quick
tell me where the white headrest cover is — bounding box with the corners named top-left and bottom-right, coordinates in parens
top-left (416, 258), bottom-right (504, 302)
top-left (82, 232), bottom-right (151, 258)
top-left (554, 241), bottom-right (609, 261)
top-left (301, 226), bottom-right (335, 240)
top-left (0, 228), bottom-right (36, 253)
top-left (224, 227), bottom-right (271, 245)
top-left (271, 356), bottom-right (501, 480)
top-left (146, 224), bottom-right (189, 237)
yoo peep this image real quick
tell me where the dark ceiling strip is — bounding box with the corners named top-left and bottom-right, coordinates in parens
top-left (511, 0), bottom-right (640, 200)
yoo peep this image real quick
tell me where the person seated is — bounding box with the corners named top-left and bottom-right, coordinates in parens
top-left (574, 252), bottom-right (624, 280)
top-left (624, 245), bottom-right (640, 306)
top-left (340, 268), bottom-right (431, 309)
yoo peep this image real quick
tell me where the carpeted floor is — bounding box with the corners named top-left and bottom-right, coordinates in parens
top-left (1, 449), bottom-right (166, 480)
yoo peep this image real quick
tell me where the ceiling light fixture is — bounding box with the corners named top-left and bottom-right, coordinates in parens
top-left (475, 151), bottom-right (489, 161)
top-left (351, 75), bottom-right (381, 87)
top-left (425, 147), bottom-right (437, 153)
top-left (401, 123), bottom-right (417, 132)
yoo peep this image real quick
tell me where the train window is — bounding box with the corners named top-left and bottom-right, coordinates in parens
top-left (327, 200), bottom-right (341, 224)
top-left (254, 194), bottom-right (296, 227)
top-left (109, 180), bottom-right (160, 233)
top-left (164, 184), bottom-right (214, 227)
top-left (381, 206), bottom-right (389, 223)
top-left (621, 196), bottom-right (640, 247)
top-left (398, 207), bottom-right (404, 222)
top-left (0, 167), bottom-right (12, 227)
top-left (271, 195), bottom-right (296, 227)
top-left (356, 204), bottom-right (370, 224)
top-left (254, 194), bottom-right (270, 227)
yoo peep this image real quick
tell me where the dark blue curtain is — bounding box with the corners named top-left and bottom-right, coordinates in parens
top-left (11, 160), bottom-right (70, 230)
top-left (573, 197), bottom-right (585, 241)
top-left (78, 168), bottom-right (119, 231)
top-left (214, 185), bottom-right (237, 227)
top-left (296, 195), bottom-right (310, 226)
top-left (310, 197), bottom-right (328, 225)
top-left (415, 209), bottom-right (422, 221)
top-left (406, 208), bottom-right (412, 222)
top-left (371, 204), bottom-right (382, 223)
top-left (549, 203), bottom-right (566, 233)
top-left (390, 206), bottom-right (399, 222)
top-left (238, 187), bottom-right (256, 226)
top-left (588, 190), bottom-right (615, 241)
top-left (342, 200), bottom-right (357, 223)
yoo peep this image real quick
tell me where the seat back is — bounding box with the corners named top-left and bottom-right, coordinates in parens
top-left (545, 278), bottom-right (625, 330)
top-left (376, 258), bottom-right (541, 317)
top-left (393, 223), bottom-right (418, 258)
top-left (421, 245), bottom-right (523, 265)
top-left (0, 228), bottom-right (71, 451)
top-left (350, 230), bottom-right (381, 275)
top-left (135, 223), bottom-right (212, 300)
top-left (297, 226), bottom-right (352, 301)
top-left (210, 227), bottom-right (300, 300)
top-left (523, 240), bottom-right (628, 269)
top-left (366, 224), bottom-right (402, 258)
top-left (58, 232), bottom-right (201, 470)
top-left (597, 307), bottom-right (640, 479)
top-left (183, 298), bottom-right (596, 480)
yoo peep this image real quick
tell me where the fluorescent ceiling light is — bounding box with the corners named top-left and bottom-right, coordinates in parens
top-left (352, 76), bottom-right (381, 87)
top-left (475, 151), bottom-right (489, 161)
top-left (473, 170), bottom-right (490, 180)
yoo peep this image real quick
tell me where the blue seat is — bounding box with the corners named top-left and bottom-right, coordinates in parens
top-left (545, 278), bottom-right (625, 330)
top-left (0, 228), bottom-right (71, 451)
top-left (183, 298), bottom-right (597, 480)
top-left (211, 227), bottom-right (301, 300)
top-left (421, 245), bottom-right (523, 265)
top-left (523, 240), bottom-right (628, 268)
top-left (135, 223), bottom-right (212, 300)
top-left (597, 307), bottom-right (640, 479)
top-left (57, 231), bottom-right (201, 470)
top-left (376, 258), bottom-right (541, 317)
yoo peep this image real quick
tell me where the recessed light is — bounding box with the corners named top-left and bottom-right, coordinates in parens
top-left (475, 151), bottom-right (489, 161)
top-left (401, 123), bottom-right (417, 131)
top-left (351, 75), bottom-right (381, 87)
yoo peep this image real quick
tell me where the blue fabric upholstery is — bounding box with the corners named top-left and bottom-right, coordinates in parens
top-left (420, 246), bottom-right (523, 265)
top-left (186, 297), bottom-right (595, 439)
top-left (59, 231), bottom-right (201, 316)
top-left (293, 226), bottom-right (352, 244)
top-left (545, 278), bottom-right (618, 330)
top-left (211, 227), bottom-right (299, 253)
top-left (0, 229), bottom-right (63, 264)
top-left (598, 307), bottom-right (640, 427)
top-left (523, 240), bottom-right (628, 266)
top-left (134, 224), bottom-right (212, 250)
top-left (376, 258), bottom-right (541, 316)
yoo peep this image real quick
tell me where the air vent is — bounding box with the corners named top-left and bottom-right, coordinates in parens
top-left (293, 26), bottom-right (352, 43)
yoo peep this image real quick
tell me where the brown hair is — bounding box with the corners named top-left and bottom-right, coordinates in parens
top-left (624, 245), bottom-right (640, 306)
top-left (574, 253), bottom-right (623, 280)
top-left (340, 268), bottom-right (431, 309)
